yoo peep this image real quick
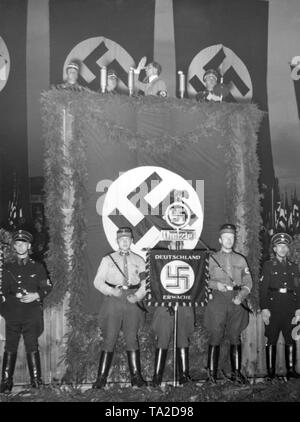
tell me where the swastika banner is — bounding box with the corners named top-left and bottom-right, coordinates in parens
top-left (173, 0), bottom-right (274, 189)
top-left (49, 0), bottom-right (155, 92)
top-left (146, 249), bottom-right (209, 307)
top-left (0, 0), bottom-right (30, 221)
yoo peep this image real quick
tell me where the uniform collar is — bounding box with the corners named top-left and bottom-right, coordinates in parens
top-left (276, 256), bottom-right (287, 264)
top-left (119, 251), bottom-right (130, 256)
top-left (17, 256), bottom-right (29, 266)
top-left (220, 249), bottom-right (233, 255)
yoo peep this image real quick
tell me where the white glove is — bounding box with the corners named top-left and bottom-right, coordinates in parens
top-left (261, 309), bottom-right (271, 325)
top-left (127, 294), bottom-right (139, 304)
top-left (207, 92), bottom-right (222, 102)
top-left (216, 282), bottom-right (228, 292)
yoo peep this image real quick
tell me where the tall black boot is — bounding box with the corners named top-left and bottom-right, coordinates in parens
top-left (230, 344), bottom-right (247, 384)
top-left (206, 345), bottom-right (220, 383)
top-left (266, 344), bottom-right (276, 380)
top-left (152, 348), bottom-right (168, 387)
top-left (26, 351), bottom-right (42, 388)
top-left (0, 351), bottom-right (17, 393)
top-left (127, 350), bottom-right (147, 387)
top-left (285, 342), bottom-right (300, 380)
top-left (92, 351), bottom-right (114, 389)
top-left (177, 347), bottom-right (191, 385)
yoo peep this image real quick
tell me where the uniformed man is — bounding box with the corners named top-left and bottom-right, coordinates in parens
top-left (106, 69), bottom-right (118, 94)
top-left (151, 241), bottom-right (194, 387)
top-left (196, 69), bottom-right (222, 103)
top-left (57, 61), bottom-right (85, 92)
top-left (260, 232), bottom-right (300, 380)
top-left (132, 56), bottom-right (167, 97)
top-left (0, 230), bottom-right (52, 393)
top-left (93, 227), bottom-right (147, 388)
top-left (203, 224), bottom-right (252, 383)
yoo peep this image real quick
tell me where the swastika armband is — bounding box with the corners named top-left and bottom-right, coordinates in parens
top-left (158, 90), bottom-right (167, 97)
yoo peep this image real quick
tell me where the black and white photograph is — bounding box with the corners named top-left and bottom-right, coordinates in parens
top-left (0, 0), bottom-right (300, 407)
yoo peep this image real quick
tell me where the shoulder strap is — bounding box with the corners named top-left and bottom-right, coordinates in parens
top-left (108, 254), bottom-right (128, 282)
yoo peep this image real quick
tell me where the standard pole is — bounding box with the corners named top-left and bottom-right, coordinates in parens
top-left (173, 302), bottom-right (179, 387)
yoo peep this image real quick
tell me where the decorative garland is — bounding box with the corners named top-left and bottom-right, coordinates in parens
top-left (41, 88), bottom-right (263, 380)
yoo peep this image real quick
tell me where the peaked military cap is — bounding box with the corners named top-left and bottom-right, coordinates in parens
top-left (271, 232), bottom-right (292, 246)
top-left (107, 69), bottom-right (118, 79)
top-left (13, 230), bottom-right (33, 243)
top-left (219, 223), bottom-right (236, 235)
top-left (203, 69), bottom-right (219, 82)
top-left (66, 61), bottom-right (80, 71)
top-left (117, 227), bottom-right (133, 239)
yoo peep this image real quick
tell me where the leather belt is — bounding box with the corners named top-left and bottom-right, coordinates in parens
top-left (105, 281), bottom-right (141, 290)
top-left (268, 287), bottom-right (294, 294)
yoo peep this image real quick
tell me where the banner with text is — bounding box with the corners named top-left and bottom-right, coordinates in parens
top-left (146, 249), bottom-right (209, 307)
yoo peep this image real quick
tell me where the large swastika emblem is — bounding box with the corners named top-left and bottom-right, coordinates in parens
top-left (160, 261), bottom-right (195, 294)
top-left (187, 44), bottom-right (252, 102)
top-left (101, 166), bottom-right (203, 259)
top-left (63, 37), bottom-right (135, 92)
top-left (0, 37), bottom-right (10, 92)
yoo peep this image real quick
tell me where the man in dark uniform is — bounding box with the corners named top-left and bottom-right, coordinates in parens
top-left (203, 224), bottom-right (252, 383)
top-left (196, 69), bottom-right (222, 102)
top-left (0, 230), bottom-right (52, 393)
top-left (260, 232), bottom-right (300, 380)
top-left (57, 61), bottom-right (85, 92)
top-left (151, 241), bottom-right (194, 387)
top-left (93, 227), bottom-right (147, 388)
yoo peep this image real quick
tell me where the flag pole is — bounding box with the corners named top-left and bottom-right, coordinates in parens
top-left (173, 302), bottom-right (178, 387)
top-left (271, 187), bottom-right (274, 229)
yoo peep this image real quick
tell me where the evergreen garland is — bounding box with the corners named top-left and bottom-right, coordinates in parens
top-left (41, 88), bottom-right (263, 380)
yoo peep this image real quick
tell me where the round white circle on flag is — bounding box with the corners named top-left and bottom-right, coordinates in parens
top-left (160, 260), bottom-right (195, 294)
top-left (64, 36), bottom-right (135, 93)
top-left (187, 44), bottom-right (253, 102)
top-left (102, 166), bottom-right (203, 259)
top-left (0, 37), bottom-right (10, 92)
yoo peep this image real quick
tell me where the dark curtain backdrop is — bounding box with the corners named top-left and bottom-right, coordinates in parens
top-left (84, 103), bottom-right (227, 313)
top-left (0, 0), bottom-right (30, 224)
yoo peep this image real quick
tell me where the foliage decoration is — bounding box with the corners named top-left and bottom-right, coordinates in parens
top-left (41, 88), bottom-right (263, 380)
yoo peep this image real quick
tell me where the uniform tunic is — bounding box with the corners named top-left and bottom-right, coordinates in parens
top-left (56, 81), bottom-right (85, 92)
top-left (1, 258), bottom-right (52, 352)
top-left (134, 74), bottom-right (167, 97)
top-left (204, 250), bottom-right (252, 345)
top-left (259, 257), bottom-right (300, 345)
top-left (94, 250), bottom-right (146, 352)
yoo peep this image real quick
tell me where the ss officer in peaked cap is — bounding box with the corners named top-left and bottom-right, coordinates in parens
top-left (0, 230), bottom-right (52, 393)
top-left (196, 69), bottom-right (222, 103)
top-left (57, 61), bottom-right (85, 91)
top-left (93, 227), bottom-right (147, 389)
top-left (260, 232), bottom-right (300, 380)
top-left (203, 224), bottom-right (252, 384)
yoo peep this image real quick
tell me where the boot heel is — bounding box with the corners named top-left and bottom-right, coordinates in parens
top-left (93, 351), bottom-right (113, 389)
top-left (0, 351), bottom-right (17, 393)
top-left (127, 350), bottom-right (147, 387)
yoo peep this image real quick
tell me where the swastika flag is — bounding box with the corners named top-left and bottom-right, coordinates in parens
top-left (146, 250), bottom-right (209, 307)
top-left (49, 0), bottom-right (155, 91)
top-left (173, 0), bottom-right (274, 190)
